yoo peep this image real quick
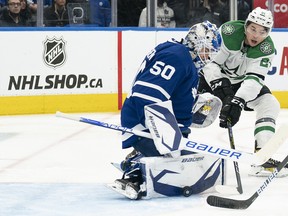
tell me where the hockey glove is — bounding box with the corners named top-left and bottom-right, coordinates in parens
top-left (219, 96), bottom-right (245, 128)
top-left (210, 78), bottom-right (234, 104)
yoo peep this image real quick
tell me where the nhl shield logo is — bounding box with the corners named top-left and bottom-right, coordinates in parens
top-left (43, 37), bottom-right (66, 68)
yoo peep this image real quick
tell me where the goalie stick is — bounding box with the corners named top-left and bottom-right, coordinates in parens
top-left (55, 111), bottom-right (288, 165)
top-left (215, 121), bottom-right (243, 195)
top-left (207, 153), bottom-right (288, 209)
top-left (55, 111), bottom-right (152, 139)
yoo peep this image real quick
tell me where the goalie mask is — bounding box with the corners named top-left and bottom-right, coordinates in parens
top-left (184, 20), bottom-right (221, 71)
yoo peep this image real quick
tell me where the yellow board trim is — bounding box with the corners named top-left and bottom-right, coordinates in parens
top-left (272, 91), bottom-right (288, 108)
top-left (0, 92), bottom-right (286, 115)
top-left (0, 94), bottom-right (120, 115)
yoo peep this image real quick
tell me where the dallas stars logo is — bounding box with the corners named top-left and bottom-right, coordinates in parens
top-left (222, 24), bottom-right (235, 35)
top-left (260, 42), bottom-right (272, 54)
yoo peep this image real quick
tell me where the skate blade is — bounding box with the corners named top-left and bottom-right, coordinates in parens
top-left (106, 183), bottom-right (139, 200)
top-left (248, 169), bottom-right (288, 178)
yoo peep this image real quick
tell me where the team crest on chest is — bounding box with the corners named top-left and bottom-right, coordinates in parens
top-left (43, 37), bottom-right (67, 69)
top-left (222, 24), bottom-right (235, 35)
top-left (260, 42), bottom-right (272, 54)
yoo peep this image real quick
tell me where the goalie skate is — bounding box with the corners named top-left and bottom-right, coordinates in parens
top-left (249, 158), bottom-right (288, 178)
top-left (106, 179), bottom-right (143, 200)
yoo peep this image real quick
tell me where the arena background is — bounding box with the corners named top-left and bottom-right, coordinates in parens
top-left (0, 27), bottom-right (287, 115)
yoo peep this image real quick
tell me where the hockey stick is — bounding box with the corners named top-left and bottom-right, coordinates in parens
top-left (55, 111), bottom-right (152, 139)
top-left (215, 121), bottom-right (243, 195)
top-left (56, 111), bottom-right (288, 165)
top-left (207, 153), bottom-right (288, 209)
top-left (56, 111), bottom-right (255, 162)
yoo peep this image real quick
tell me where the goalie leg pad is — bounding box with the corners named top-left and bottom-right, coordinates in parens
top-left (139, 153), bottom-right (225, 199)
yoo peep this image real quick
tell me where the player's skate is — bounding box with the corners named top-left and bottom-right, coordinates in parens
top-left (108, 150), bottom-right (144, 200)
top-left (249, 158), bottom-right (288, 178)
top-left (249, 141), bottom-right (288, 177)
top-left (111, 149), bottom-right (143, 173)
top-left (110, 178), bottom-right (142, 200)
top-left (120, 149), bottom-right (140, 172)
top-left (107, 167), bottom-right (144, 200)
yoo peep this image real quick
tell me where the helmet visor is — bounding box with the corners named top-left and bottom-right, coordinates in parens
top-left (246, 25), bottom-right (269, 38)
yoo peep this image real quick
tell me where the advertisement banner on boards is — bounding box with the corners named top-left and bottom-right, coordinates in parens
top-left (253, 0), bottom-right (288, 28)
top-left (0, 31), bottom-right (118, 96)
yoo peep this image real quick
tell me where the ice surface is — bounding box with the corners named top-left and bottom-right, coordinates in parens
top-left (0, 110), bottom-right (287, 216)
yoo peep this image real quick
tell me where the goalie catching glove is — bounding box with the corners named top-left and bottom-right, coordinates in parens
top-left (219, 96), bottom-right (245, 128)
top-left (191, 92), bottom-right (222, 128)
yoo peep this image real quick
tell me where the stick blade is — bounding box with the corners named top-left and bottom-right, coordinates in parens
top-left (55, 111), bottom-right (81, 121)
top-left (55, 111), bottom-right (62, 117)
top-left (206, 195), bottom-right (251, 209)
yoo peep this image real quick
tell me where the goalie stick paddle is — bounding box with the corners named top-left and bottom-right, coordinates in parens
top-left (207, 154), bottom-right (288, 209)
top-left (216, 121), bottom-right (243, 195)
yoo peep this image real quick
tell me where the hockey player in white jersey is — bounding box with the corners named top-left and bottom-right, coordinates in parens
top-left (108, 21), bottom-right (224, 200)
top-left (198, 7), bottom-right (287, 177)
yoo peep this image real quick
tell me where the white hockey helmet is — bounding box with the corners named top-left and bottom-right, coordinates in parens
top-left (245, 7), bottom-right (274, 35)
top-left (184, 20), bottom-right (221, 71)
